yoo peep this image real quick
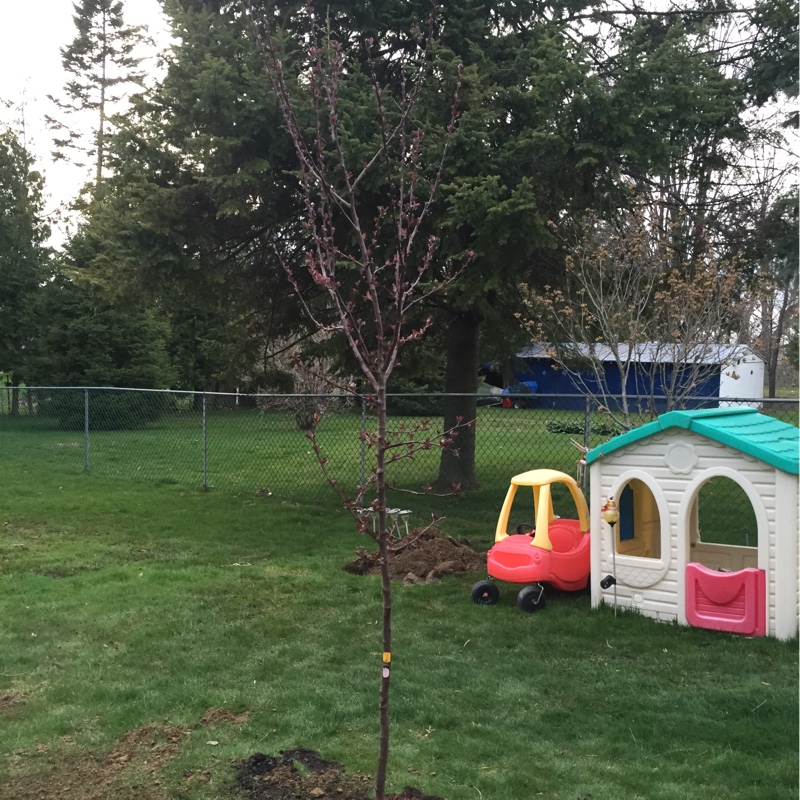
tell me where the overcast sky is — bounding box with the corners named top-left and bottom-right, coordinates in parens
top-left (0, 0), bottom-right (171, 242)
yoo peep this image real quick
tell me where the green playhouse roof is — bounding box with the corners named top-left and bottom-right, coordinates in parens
top-left (585, 407), bottom-right (799, 475)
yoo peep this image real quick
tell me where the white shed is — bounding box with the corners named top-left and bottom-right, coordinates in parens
top-left (586, 408), bottom-right (799, 640)
top-left (718, 345), bottom-right (765, 405)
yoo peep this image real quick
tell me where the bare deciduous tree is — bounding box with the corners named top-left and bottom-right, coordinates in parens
top-left (242, 2), bottom-right (465, 796)
top-left (527, 207), bottom-right (745, 429)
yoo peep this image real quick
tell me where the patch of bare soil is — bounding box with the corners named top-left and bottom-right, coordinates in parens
top-left (200, 706), bottom-right (250, 727)
top-left (0, 691), bottom-right (26, 718)
top-left (0, 708), bottom-right (446, 800)
top-left (343, 527), bottom-right (485, 585)
top-left (0, 723), bottom-right (189, 800)
top-left (234, 749), bottom-right (444, 800)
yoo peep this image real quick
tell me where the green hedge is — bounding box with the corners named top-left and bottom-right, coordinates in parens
top-left (545, 418), bottom-right (619, 436)
top-left (37, 390), bottom-right (174, 431)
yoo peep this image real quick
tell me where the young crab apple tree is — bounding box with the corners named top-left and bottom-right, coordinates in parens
top-left (242, 2), bottom-right (465, 796)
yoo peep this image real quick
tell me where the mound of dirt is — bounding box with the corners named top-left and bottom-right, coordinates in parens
top-left (234, 749), bottom-right (444, 800)
top-left (343, 527), bottom-right (485, 584)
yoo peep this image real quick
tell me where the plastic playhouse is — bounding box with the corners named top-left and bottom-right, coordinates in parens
top-left (586, 407), bottom-right (799, 640)
top-left (471, 469), bottom-right (591, 611)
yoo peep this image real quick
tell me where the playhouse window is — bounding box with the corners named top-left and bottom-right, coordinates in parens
top-left (694, 477), bottom-right (758, 548)
top-left (616, 480), bottom-right (661, 558)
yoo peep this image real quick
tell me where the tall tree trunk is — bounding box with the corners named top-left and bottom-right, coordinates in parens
top-left (762, 296), bottom-right (777, 398)
top-left (95, 7), bottom-right (108, 188)
top-left (10, 382), bottom-right (20, 417)
top-left (435, 309), bottom-right (480, 492)
top-left (766, 289), bottom-right (793, 398)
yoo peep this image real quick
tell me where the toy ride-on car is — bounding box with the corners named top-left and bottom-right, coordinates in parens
top-left (499, 380), bottom-right (538, 409)
top-left (471, 469), bottom-right (590, 612)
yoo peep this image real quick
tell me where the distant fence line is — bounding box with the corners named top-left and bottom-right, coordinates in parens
top-left (0, 386), bottom-right (796, 502)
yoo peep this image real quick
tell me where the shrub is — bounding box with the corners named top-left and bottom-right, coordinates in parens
top-left (545, 418), bottom-right (619, 436)
top-left (38, 389), bottom-right (174, 431)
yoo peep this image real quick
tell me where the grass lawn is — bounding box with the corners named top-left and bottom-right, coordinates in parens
top-left (2, 403), bottom-right (787, 546)
top-left (0, 406), bottom-right (599, 496)
top-left (0, 460), bottom-right (797, 800)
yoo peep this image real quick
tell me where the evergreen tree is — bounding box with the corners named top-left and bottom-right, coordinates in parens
top-left (0, 127), bottom-right (49, 401)
top-left (744, 0), bottom-right (798, 126)
top-left (46, 0), bottom-right (149, 189)
top-left (62, 0), bottom-right (793, 479)
top-left (67, 0), bottom-right (308, 391)
top-left (426, 2), bottom-right (792, 488)
top-left (25, 272), bottom-right (177, 429)
top-left (26, 274), bottom-right (176, 391)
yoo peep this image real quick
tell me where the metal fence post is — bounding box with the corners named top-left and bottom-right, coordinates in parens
top-left (84, 388), bottom-right (90, 474)
top-left (202, 392), bottom-right (208, 491)
top-left (582, 395), bottom-right (591, 491)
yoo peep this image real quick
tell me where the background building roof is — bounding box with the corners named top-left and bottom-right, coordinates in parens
top-left (518, 343), bottom-right (763, 366)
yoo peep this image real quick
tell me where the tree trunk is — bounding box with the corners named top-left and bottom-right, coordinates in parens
top-left (96, 9), bottom-right (107, 188)
top-left (374, 378), bottom-right (391, 800)
top-left (10, 383), bottom-right (20, 417)
top-left (765, 288), bottom-right (793, 399)
top-left (435, 309), bottom-right (480, 492)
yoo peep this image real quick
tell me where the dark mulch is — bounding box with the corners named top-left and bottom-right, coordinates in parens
top-left (234, 749), bottom-right (444, 800)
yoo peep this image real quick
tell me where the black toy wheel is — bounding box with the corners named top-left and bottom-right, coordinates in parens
top-left (516, 583), bottom-right (546, 612)
top-left (471, 580), bottom-right (499, 605)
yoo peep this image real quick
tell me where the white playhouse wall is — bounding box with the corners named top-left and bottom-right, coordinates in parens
top-left (589, 427), bottom-right (799, 639)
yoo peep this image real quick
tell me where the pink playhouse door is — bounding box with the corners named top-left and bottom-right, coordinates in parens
top-left (685, 563), bottom-right (766, 637)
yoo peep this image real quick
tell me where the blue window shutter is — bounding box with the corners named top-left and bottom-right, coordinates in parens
top-left (619, 484), bottom-right (634, 541)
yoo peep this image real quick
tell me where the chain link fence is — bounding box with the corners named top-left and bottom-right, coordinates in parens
top-left (1, 387), bottom-right (796, 506)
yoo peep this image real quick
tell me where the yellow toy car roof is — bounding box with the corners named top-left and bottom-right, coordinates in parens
top-left (496, 469), bottom-right (590, 549)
